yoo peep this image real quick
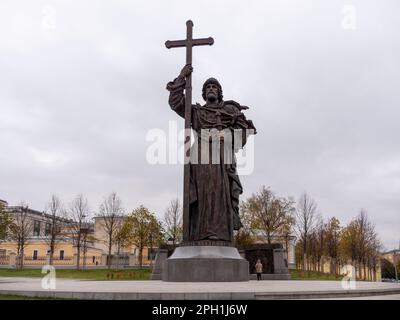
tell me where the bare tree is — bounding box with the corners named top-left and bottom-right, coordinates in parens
top-left (295, 192), bottom-right (317, 270)
top-left (241, 186), bottom-right (295, 245)
top-left (44, 195), bottom-right (66, 265)
top-left (9, 205), bottom-right (33, 268)
top-left (98, 192), bottom-right (124, 269)
top-left (80, 229), bottom-right (95, 270)
top-left (68, 194), bottom-right (90, 269)
top-left (355, 210), bottom-right (381, 280)
top-left (163, 198), bottom-right (182, 246)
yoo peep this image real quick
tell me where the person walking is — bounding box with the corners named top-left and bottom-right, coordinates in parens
top-left (255, 259), bottom-right (263, 281)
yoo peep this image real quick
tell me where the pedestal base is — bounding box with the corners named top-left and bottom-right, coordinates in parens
top-left (162, 246), bottom-right (249, 282)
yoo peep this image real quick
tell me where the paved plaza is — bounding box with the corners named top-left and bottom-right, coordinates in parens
top-left (1, 277), bottom-right (400, 300)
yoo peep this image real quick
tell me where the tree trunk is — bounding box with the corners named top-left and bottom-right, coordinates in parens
top-left (267, 232), bottom-right (271, 245)
top-left (150, 239), bottom-right (153, 267)
top-left (321, 257), bottom-right (324, 273)
top-left (116, 245), bottom-right (120, 271)
top-left (373, 265), bottom-right (376, 281)
top-left (333, 258), bottom-right (337, 276)
top-left (139, 246), bottom-right (143, 269)
top-left (49, 239), bottom-right (55, 266)
top-left (363, 264), bottom-right (367, 281)
top-left (76, 232), bottom-right (81, 270)
top-left (285, 235), bottom-right (289, 261)
top-left (20, 247), bottom-right (24, 269)
top-left (108, 240), bottom-right (112, 269)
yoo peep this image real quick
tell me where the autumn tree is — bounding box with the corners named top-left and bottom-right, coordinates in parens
top-left (114, 220), bottom-right (132, 256)
top-left (355, 210), bottom-right (381, 280)
top-left (324, 217), bottom-right (341, 275)
top-left (163, 198), bottom-right (182, 245)
top-left (125, 206), bottom-right (160, 268)
top-left (241, 186), bottom-right (295, 245)
top-left (339, 211), bottom-right (381, 280)
top-left (339, 220), bottom-right (359, 271)
top-left (311, 216), bottom-right (325, 272)
top-left (98, 192), bottom-right (125, 269)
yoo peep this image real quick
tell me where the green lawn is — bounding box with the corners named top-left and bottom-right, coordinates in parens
top-left (0, 268), bottom-right (151, 280)
top-left (290, 269), bottom-right (342, 281)
top-left (0, 268), bottom-right (343, 282)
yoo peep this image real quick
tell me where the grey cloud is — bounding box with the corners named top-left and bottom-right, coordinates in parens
top-left (0, 0), bottom-right (399, 249)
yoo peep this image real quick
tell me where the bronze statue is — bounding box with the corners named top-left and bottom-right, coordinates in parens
top-left (165, 21), bottom-right (256, 244)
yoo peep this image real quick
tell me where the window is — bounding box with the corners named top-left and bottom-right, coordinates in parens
top-left (33, 220), bottom-right (41, 237)
top-left (33, 250), bottom-right (38, 260)
top-left (45, 223), bottom-right (51, 236)
top-left (59, 250), bottom-right (64, 260)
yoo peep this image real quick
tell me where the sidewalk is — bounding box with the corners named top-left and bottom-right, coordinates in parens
top-left (1, 277), bottom-right (400, 300)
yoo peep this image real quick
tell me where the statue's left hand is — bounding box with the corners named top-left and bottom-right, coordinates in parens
top-left (179, 64), bottom-right (193, 78)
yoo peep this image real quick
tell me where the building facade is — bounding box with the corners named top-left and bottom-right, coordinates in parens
top-left (0, 201), bottom-right (155, 268)
top-left (0, 203), bottom-right (102, 268)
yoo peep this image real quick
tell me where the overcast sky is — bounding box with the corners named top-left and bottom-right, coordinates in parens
top-left (0, 0), bottom-right (399, 250)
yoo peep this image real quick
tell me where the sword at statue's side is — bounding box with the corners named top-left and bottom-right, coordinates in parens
top-left (165, 20), bottom-right (214, 242)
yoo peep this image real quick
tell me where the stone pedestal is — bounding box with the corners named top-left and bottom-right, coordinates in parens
top-left (151, 249), bottom-right (168, 280)
top-left (162, 246), bottom-right (249, 282)
top-left (273, 248), bottom-right (289, 274)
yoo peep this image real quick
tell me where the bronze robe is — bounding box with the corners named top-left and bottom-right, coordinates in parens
top-left (167, 75), bottom-right (256, 243)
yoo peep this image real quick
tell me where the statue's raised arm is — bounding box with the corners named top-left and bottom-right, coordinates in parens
top-left (166, 64), bottom-right (193, 118)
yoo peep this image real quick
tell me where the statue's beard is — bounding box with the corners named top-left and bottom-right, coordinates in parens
top-left (206, 93), bottom-right (217, 104)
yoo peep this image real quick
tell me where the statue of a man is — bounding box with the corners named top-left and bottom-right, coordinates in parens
top-left (167, 64), bottom-right (257, 243)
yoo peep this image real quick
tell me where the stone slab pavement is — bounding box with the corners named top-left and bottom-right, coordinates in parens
top-left (1, 277), bottom-right (400, 300)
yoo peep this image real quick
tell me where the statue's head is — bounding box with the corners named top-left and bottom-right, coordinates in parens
top-left (202, 78), bottom-right (223, 104)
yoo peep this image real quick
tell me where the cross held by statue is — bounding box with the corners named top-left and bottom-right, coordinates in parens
top-left (165, 20), bottom-right (214, 242)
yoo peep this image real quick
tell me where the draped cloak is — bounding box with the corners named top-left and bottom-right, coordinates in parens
top-left (167, 75), bottom-right (257, 243)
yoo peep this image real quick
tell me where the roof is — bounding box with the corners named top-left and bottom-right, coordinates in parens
top-left (383, 249), bottom-right (400, 255)
top-left (5, 206), bottom-right (73, 224)
top-left (93, 215), bottom-right (126, 220)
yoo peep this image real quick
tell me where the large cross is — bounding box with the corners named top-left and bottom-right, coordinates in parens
top-left (165, 20), bottom-right (214, 242)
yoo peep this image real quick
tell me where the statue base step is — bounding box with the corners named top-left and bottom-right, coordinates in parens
top-left (162, 246), bottom-right (249, 282)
